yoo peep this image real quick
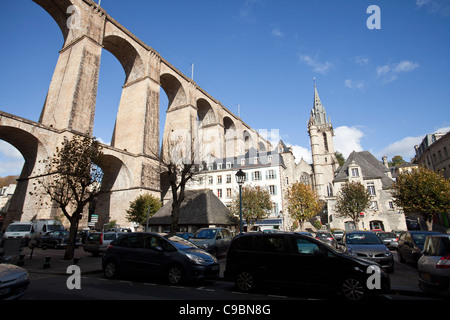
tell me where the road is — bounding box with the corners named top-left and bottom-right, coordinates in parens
top-left (20, 247), bottom-right (438, 302)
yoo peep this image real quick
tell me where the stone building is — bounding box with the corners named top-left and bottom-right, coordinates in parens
top-left (326, 151), bottom-right (407, 232)
top-left (415, 131), bottom-right (450, 179)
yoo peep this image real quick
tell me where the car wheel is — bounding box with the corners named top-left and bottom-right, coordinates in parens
top-left (104, 260), bottom-right (120, 279)
top-left (340, 276), bottom-right (366, 301)
top-left (167, 265), bottom-right (185, 285)
top-left (235, 269), bottom-right (257, 293)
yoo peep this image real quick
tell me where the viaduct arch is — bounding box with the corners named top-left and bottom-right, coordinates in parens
top-left (1, 0), bottom-right (271, 229)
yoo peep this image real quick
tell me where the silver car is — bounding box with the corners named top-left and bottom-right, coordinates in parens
top-left (0, 257), bottom-right (29, 300)
top-left (418, 234), bottom-right (450, 297)
top-left (343, 231), bottom-right (394, 273)
top-left (376, 232), bottom-right (399, 250)
top-left (84, 232), bottom-right (126, 256)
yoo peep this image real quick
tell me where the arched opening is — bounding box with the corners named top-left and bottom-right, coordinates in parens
top-left (223, 117), bottom-right (236, 158)
top-left (243, 130), bottom-right (252, 154)
top-left (197, 99), bottom-right (216, 129)
top-left (159, 73), bottom-right (188, 157)
top-left (258, 141), bottom-right (267, 152)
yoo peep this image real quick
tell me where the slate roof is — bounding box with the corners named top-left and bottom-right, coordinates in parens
top-left (147, 189), bottom-right (237, 226)
top-left (334, 151), bottom-right (393, 188)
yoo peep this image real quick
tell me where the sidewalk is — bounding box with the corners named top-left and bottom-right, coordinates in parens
top-left (6, 246), bottom-right (103, 276)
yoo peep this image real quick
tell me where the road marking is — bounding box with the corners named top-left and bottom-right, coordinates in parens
top-left (267, 294), bottom-right (288, 299)
top-left (196, 286), bottom-right (215, 292)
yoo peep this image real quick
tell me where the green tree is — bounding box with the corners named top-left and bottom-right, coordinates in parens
top-left (34, 135), bottom-right (104, 260)
top-left (286, 182), bottom-right (321, 231)
top-left (389, 155), bottom-right (406, 167)
top-left (334, 181), bottom-right (371, 229)
top-left (126, 193), bottom-right (162, 227)
top-left (335, 151), bottom-right (346, 167)
top-left (391, 166), bottom-right (450, 230)
top-left (231, 185), bottom-right (273, 231)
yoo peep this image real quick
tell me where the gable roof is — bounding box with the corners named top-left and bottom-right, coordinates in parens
top-left (334, 151), bottom-right (393, 188)
top-left (147, 189), bottom-right (236, 226)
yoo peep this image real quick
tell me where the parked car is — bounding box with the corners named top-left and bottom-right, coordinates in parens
top-left (189, 228), bottom-right (233, 256)
top-left (418, 234), bottom-right (450, 297)
top-left (343, 231), bottom-right (394, 273)
top-left (333, 230), bottom-right (345, 243)
top-left (102, 232), bottom-right (220, 284)
top-left (398, 231), bottom-right (441, 266)
top-left (84, 232), bottom-right (126, 256)
top-left (315, 231), bottom-right (337, 248)
top-left (0, 256), bottom-right (29, 300)
top-left (176, 232), bottom-right (193, 240)
top-left (36, 230), bottom-right (82, 249)
top-left (224, 232), bottom-right (390, 301)
top-left (376, 232), bottom-right (399, 250)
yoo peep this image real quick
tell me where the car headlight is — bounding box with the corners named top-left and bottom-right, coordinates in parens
top-left (186, 253), bottom-right (206, 265)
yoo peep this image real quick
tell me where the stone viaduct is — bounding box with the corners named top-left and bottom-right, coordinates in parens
top-left (0, 0), bottom-right (271, 229)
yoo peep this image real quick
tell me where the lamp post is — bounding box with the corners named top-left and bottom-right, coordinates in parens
top-left (235, 169), bottom-right (245, 234)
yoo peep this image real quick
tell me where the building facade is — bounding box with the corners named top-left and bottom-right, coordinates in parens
top-left (415, 131), bottom-right (450, 179)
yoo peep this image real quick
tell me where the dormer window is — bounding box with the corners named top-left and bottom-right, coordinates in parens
top-left (351, 168), bottom-right (359, 177)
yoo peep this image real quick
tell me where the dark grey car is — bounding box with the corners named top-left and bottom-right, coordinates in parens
top-left (343, 231), bottom-right (394, 273)
top-left (102, 232), bottom-right (220, 285)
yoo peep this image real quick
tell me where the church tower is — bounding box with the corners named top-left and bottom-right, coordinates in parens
top-left (307, 84), bottom-right (339, 200)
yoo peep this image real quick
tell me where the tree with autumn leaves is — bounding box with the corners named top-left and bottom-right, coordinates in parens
top-left (392, 166), bottom-right (450, 231)
top-left (286, 182), bottom-right (322, 231)
top-left (334, 181), bottom-right (371, 229)
top-left (33, 135), bottom-right (104, 260)
top-left (231, 185), bottom-right (273, 231)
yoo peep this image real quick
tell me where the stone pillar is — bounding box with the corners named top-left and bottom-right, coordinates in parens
top-left (39, 36), bottom-right (103, 135)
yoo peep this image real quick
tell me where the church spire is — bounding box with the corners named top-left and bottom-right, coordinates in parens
top-left (309, 83), bottom-right (327, 126)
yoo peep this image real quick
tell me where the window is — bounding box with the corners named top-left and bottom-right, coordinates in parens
top-left (253, 171), bottom-right (261, 181)
top-left (269, 185), bottom-right (277, 195)
top-left (295, 238), bottom-right (322, 255)
top-left (370, 201), bottom-right (378, 210)
top-left (226, 162), bottom-right (232, 169)
top-left (241, 158), bottom-right (246, 166)
top-left (226, 188), bottom-right (232, 198)
top-left (217, 175), bottom-right (222, 184)
top-left (367, 182), bottom-right (376, 196)
top-left (208, 176), bottom-right (213, 185)
top-left (217, 189), bottom-right (222, 198)
top-left (351, 168), bottom-right (359, 177)
top-left (262, 236), bottom-right (286, 253)
top-left (217, 163), bottom-right (222, 170)
top-left (226, 174), bottom-right (231, 183)
top-left (388, 201), bottom-right (394, 210)
top-left (254, 157), bottom-right (258, 164)
top-left (267, 169), bottom-right (276, 179)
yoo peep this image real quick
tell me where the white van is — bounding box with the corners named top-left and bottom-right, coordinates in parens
top-left (33, 219), bottom-right (64, 237)
top-left (3, 221), bottom-right (36, 246)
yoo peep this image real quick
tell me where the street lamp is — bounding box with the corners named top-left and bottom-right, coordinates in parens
top-left (235, 169), bottom-right (245, 234)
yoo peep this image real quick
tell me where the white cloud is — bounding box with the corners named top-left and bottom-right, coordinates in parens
top-left (355, 56), bottom-right (369, 65)
top-left (376, 60), bottom-right (419, 83)
top-left (416, 0), bottom-right (450, 17)
top-left (289, 144), bottom-right (312, 164)
top-left (271, 27), bottom-right (284, 38)
top-left (344, 79), bottom-right (365, 90)
top-left (334, 126), bottom-right (364, 158)
top-left (376, 126), bottom-right (450, 161)
top-left (298, 54), bottom-right (333, 74)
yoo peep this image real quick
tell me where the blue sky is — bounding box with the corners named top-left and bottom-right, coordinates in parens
top-left (0, 0), bottom-right (449, 176)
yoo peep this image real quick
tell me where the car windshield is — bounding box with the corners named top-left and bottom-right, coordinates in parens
top-left (346, 233), bottom-right (382, 245)
top-left (378, 232), bottom-right (396, 239)
top-left (316, 233), bottom-right (332, 239)
top-left (164, 235), bottom-right (198, 250)
top-left (193, 229), bottom-right (217, 239)
top-left (412, 233), bottom-right (439, 245)
top-left (6, 224), bottom-right (32, 232)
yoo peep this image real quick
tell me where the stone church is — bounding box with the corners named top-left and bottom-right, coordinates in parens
top-left (304, 85), bottom-right (407, 232)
